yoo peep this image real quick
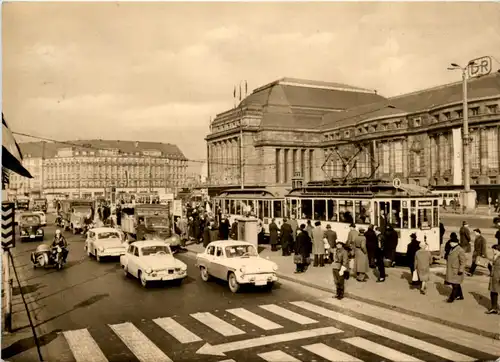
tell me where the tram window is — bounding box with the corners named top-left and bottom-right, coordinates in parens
top-left (273, 200), bottom-right (282, 218)
top-left (433, 206), bottom-right (439, 227)
top-left (236, 201), bottom-right (242, 214)
top-left (391, 200), bottom-right (402, 228)
top-left (314, 200), bottom-right (326, 220)
top-left (402, 207), bottom-right (409, 228)
top-left (290, 199), bottom-right (300, 218)
top-left (418, 208), bottom-right (433, 228)
top-left (263, 201), bottom-right (270, 218)
top-left (355, 200), bottom-right (371, 224)
top-left (302, 199), bottom-right (313, 219)
top-left (327, 200), bottom-right (338, 221)
top-left (258, 200), bottom-right (264, 219)
top-left (338, 200), bottom-right (354, 224)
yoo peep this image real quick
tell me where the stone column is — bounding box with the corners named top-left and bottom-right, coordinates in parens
top-left (480, 127), bottom-right (488, 175)
top-left (304, 149), bottom-right (310, 183)
top-left (402, 139), bottom-right (408, 178)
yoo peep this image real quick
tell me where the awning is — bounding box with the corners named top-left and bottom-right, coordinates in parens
top-left (2, 114), bottom-right (32, 178)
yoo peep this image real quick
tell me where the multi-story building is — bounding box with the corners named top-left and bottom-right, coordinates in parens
top-left (206, 73), bottom-right (500, 203)
top-left (8, 140), bottom-right (188, 199)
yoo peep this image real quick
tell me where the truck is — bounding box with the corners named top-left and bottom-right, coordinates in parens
top-left (60, 199), bottom-right (93, 234)
top-left (120, 204), bottom-right (182, 251)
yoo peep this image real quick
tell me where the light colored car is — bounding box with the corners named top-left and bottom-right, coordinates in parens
top-left (85, 227), bottom-right (128, 262)
top-left (32, 211), bottom-right (47, 226)
top-left (196, 240), bottom-right (278, 293)
top-left (120, 240), bottom-right (187, 288)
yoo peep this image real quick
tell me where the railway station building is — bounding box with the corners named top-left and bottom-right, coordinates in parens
top-left (205, 73), bottom-right (500, 205)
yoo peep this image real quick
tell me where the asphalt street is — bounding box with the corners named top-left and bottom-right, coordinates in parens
top-left (2, 214), bottom-right (499, 362)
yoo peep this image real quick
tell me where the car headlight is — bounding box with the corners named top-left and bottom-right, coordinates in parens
top-left (37, 229), bottom-right (43, 234)
top-left (240, 267), bottom-right (246, 274)
top-left (180, 265), bottom-right (187, 272)
top-left (272, 264), bottom-right (278, 272)
top-left (145, 268), bottom-right (152, 274)
top-left (98, 247), bottom-right (104, 252)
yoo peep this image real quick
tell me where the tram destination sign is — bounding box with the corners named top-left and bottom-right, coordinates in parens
top-left (418, 200), bottom-right (433, 207)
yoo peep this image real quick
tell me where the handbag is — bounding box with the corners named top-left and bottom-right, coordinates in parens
top-left (412, 270), bottom-right (419, 282)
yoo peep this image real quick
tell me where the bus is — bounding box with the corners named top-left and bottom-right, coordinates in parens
top-left (285, 180), bottom-right (441, 256)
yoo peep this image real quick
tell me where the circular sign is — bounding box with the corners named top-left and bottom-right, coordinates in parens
top-left (393, 178), bottom-right (402, 188)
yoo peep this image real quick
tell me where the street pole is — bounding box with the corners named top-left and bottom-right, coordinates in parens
top-left (462, 68), bottom-right (471, 194)
top-left (240, 109), bottom-right (244, 189)
top-left (3, 249), bottom-right (12, 332)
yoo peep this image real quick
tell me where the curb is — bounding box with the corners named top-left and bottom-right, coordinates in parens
top-left (183, 248), bottom-right (499, 340)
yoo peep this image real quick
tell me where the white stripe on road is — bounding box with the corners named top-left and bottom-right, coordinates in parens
top-left (302, 343), bottom-right (362, 362)
top-left (258, 350), bottom-right (302, 362)
top-left (321, 298), bottom-right (489, 360)
top-left (153, 317), bottom-right (202, 344)
top-left (259, 304), bottom-right (318, 325)
top-left (63, 329), bottom-right (108, 362)
top-left (109, 322), bottom-right (172, 362)
top-left (344, 337), bottom-right (423, 362)
top-left (191, 312), bottom-right (246, 336)
top-left (292, 301), bottom-right (476, 362)
top-left (227, 308), bottom-right (283, 330)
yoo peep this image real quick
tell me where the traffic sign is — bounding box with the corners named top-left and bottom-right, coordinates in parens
top-left (468, 56), bottom-right (492, 78)
top-left (392, 178), bottom-right (402, 189)
top-left (2, 202), bottom-right (16, 249)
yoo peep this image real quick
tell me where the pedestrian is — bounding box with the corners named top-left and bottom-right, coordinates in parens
top-left (312, 221), bottom-right (325, 267)
top-left (374, 227), bottom-right (386, 282)
top-left (444, 232), bottom-right (458, 260)
top-left (354, 228), bottom-right (369, 282)
top-left (384, 225), bottom-right (398, 267)
top-left (219, 215), bottom-right (230, 240)
top-left (365, 224), bottom-right (377, 268)
top-left (346, 223), bottom-right (359, 256)
top-left (459, 221), bottom-right (472, 253)
top-left (332, 240), bottom-right (349, 300)
top-left (486, 244), bottom-right (500, 314)
top-left (324, 224), bottom-right (337, 263)
top-left (414, 241), bottom-right (431, 295)
top-left (407, 233), bottom-right (421, 286)
top-left (467, 228), bottom-right (487, 276)
top-left (305, 220), bottom-right (314, 239)
top-left (495, 227), bottom-right (500, 246)
top-left (209, 220), bottom-right (219, 243)
top-left (280, 218), bottom-right (293, 256)
top-left (230, 219), bottom-right (238, 240)
top-left (289, 215), bottom-right (299, 253)
top-left (203, 220), bottom-right (211, 247)
top-left (294, 224), bottom-right (312, 273)
top-left (445, 236), bottom-right (466, 303)
top-left (269, 218), bottom-right (279, 252)
top-left (439, 221), bottom-right (445, 247)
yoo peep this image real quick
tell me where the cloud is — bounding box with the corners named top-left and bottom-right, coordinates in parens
top-left (205, 26), bottom-right (240, 41)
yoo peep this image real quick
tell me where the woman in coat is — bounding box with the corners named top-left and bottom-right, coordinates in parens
top-left (354, 229), bottom-right (369, 282)
top-left (407, 233), bottom-right (421, 285)
top-left (305, 220), bottom-right (314, 238)
top-left (269, 218), bottom-right (280, 252)
top-left (415, 241), bottom-right (432, 294)
top-left (332, 240), bottom-right (349, 299)
top-left (294, 224), bottom-right (312, 273)
top-left (445, 237), bottom-right (467, 303)
top-left (486, 244), bottom-right (500, 314)
top-left (312, 221), bottom-right (325, 267)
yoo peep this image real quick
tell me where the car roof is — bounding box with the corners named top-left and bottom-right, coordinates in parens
top-left (33, 211), bottom-right (45, 214)
top-left (21, 213), bottom-right (38, 217)
top-left (133, 240), bottom-right (171, 248)
top-left (208, 240), bottom-right (254, 247)
top-left (90, 227), bottom-right (120, 233)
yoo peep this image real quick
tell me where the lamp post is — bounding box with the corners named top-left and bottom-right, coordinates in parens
top-left (447, 60), bottom-right (476, 211)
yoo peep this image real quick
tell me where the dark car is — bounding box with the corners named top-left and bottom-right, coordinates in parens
top-left (19, 213), bottom-right (44, 241)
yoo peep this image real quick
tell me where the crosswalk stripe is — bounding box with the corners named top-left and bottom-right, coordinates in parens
top-left (258, 350), bottom-right (302, 362)
top-left (191, 312), bottom-right (246, 336)
top-left (321, 298), bottom-right (489, 360)
top-left (227, 308), bottom-right (283, 330)
top-left (344, 337), bottom-right (424, 362)
top-left (153, 317), bottom-right (202, 344)
top-left (63, 329), bottom-right (108, 362)
top-left (292, 301), bottom-right (476, 362)
top-left (259, 304), bottom-right (318, 325)
top-left (109, 322), bottom-right (172, 362)
top-left (302, 343), bottom-right (362, 362)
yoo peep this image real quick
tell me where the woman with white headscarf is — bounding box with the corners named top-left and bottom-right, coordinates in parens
top-left (414, 240), bottom-right (432, 294)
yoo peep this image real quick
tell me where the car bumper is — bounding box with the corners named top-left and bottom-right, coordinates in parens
top-left (238, 273), bottom-right (278, 286)
top-left (146, 271), bottom-right (187, 281)
top-left (21, 234), bottom-right (43, 239)
top-left (99, 249), bottom-right (126, 257)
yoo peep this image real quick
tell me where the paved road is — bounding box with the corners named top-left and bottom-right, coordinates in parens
top-left (2, 215), bottom-right (499, 362)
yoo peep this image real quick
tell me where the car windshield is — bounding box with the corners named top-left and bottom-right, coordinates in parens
top-left (74, 207), bottom-right (91, 214)
top-left (141, 245), bottom-right (170, 256)
top-left (146, 217), bottom-right (168, 227)
top-left (21, 216), bottom-right (40, 225)
top-left (98, 232), bottom-right (120, 240)
top-left (225, 245), bottom-right (258, 258)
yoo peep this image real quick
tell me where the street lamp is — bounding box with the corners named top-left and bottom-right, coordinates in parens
top-left (448, 60), bottom-right (476, 212)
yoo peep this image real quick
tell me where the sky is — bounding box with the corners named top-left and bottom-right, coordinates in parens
top-left (3, 1), bottom-right (500, 173)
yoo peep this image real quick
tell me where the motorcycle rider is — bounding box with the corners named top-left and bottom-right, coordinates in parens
top-left (52, 229), bottom-right (69, 263)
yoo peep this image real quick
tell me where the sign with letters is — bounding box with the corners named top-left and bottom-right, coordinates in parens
top-left (468, 56), bottom-right (492, 78)
top-left (418, 200), bottom-right (433, 207)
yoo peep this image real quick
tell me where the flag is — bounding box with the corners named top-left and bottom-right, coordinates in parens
top-left (233, 86), bottom-right (236, 99)
top-left (245, 81), bottom-right (248, 96)
top-left (2, 113), bottom-right (32, 178)
top-left (239, 83), bottom-right (242, 101)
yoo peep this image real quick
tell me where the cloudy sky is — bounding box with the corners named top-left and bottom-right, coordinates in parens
top-left (3, 1), bottom-right (500, 170)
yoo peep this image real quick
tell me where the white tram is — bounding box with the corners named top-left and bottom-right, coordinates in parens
top-left (286, 180), bottom-right (441, 255)
top-left (214, 189), bottom-right (286, 235)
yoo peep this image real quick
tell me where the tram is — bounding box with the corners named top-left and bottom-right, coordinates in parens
top-left (286, 179), bottom-right (441, 255)
top-left (213, 189), bottom-right (286, 235)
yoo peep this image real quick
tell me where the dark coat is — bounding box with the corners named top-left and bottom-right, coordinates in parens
top-left (489, 256), bottom-right (500, 293)
top-left (295, 231), bottom-right (312, 258)
top-left (230, 222), bottom-right (238, 239)
top-left (365, 229), bottom-right (378, 254)
top-left (219, 219), bottom-right (230, 240)
top-left (203, 226), bottom-right (211, 247)
top-left (280, 223), bottom-right (293, 245)
top-left (472, 235), bottom-right (487, 260)
top-left (406, 239), bottom-right (421, 270)
top-left (384, 229), bottom-right (398, 261)
top-left (324, 229), bottom-right (337, 249)
top-left (269, 222), bottom-right (279, 245)
top-left (353, 234), bottom-right (368, 273)
top-left (332, 247), bottom-right (349, 270)
top-left (445, 245), bottom-right (466, 284)
top-left (459, 226), bottom-right (471, 252)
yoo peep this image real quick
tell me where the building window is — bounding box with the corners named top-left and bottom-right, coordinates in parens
top-left (413, 118), bottom-right (421, 127)
top-left (470, 107), bottom-right (480, 116)
top-left (382, 143), bottom-right (390, 173)
top-left (394, 141), bottom-right (403, 173)
top-left (275, 149), bottom-right (281, 183)
top-left (309, 150), bottom-right (314, 181)
top-left (344, 130), bottom-right (350, 138)
top-left (487, 127), bottom-right (499, 169)
top-left (470, 129), bottom-right (480, 169)
top-left (443, 112), bottom-right (451, 120)
top-left (456, 110), bottom-right (463, 118)
top-left (487, 104), bottom-right (498, 114)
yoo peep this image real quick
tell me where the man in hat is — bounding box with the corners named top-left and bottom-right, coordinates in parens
top-left (331, 240), bottom-right (349, 299)
top-left (467, 229), bottom-right (487, 276)
top-left (459, 221), bottom-right (471, 253)
top-left (486, 244), bottom-right (500, 314)
top-left (324, 224), bottom-right (337, 264)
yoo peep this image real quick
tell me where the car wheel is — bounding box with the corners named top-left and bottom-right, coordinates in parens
top-left (172, 278), bottom-right (183, 286)
top-left (123, 265), bottom-right (130, 278)
top-left (200, 266), bottom-right (210, 282)
top-left (263, 282), bottom-right (274, 291)
top-left (139, 271), bottom-right (148, 288)
top-left (228, 272), bottom-right (240, 293)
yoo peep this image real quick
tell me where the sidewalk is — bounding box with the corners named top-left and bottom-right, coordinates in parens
top-left (184, 243), bottom-right (499, 337)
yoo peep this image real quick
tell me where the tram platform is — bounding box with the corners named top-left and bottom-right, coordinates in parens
top-left (185, 241), bottom-right (499, 337)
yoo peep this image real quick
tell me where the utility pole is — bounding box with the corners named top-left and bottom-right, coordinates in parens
top-left (41, 141), bottom-right (45, 196)
top-left (239, 108), bottom-right (244, 189)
